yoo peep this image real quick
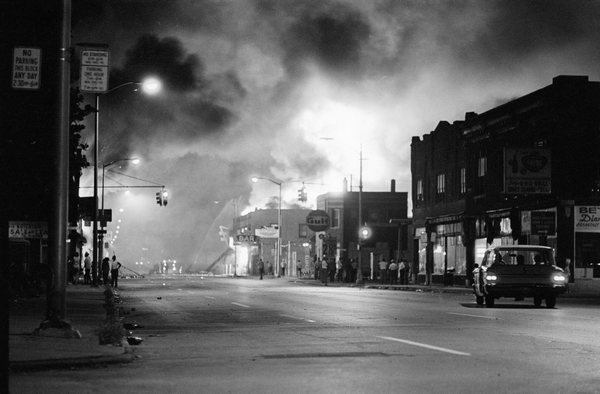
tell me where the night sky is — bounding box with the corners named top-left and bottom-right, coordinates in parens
top-left (71, 0), bottom-right (600, 270)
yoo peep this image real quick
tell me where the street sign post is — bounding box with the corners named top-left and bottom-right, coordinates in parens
top-left (80, 48), bottom-right (109, 93)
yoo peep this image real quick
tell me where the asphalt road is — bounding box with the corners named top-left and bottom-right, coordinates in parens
top-left (9, 276), bottom-right (600, 393)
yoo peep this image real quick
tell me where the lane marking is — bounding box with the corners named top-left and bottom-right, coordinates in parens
top-left (280, 314), bottom-right (316, 323)
top-left (231, 302), bottom-right (250, 308)
top-left (203, 295), bottom-right (216, 300)
top-left (377, 336), bottom-right (471, 356)
top-left (447, 312), bottom-right (498, 320)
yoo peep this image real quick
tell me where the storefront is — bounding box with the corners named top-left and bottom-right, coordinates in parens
top-left (574, 206), bottom-right (600, 281)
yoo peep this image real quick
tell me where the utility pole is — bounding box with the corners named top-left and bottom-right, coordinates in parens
top-left (42, 0), bottom-right (75, 332)
top-left (356, 145), bottom-right (364, 285)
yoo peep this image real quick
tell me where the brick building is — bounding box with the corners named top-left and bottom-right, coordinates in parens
top-left (411, 76), bottom-right (600, 292)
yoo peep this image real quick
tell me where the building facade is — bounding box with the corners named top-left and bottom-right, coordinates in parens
top-left (411, 75), bottom-right (600, 292)
top-left (316, 180), bottom-right (410, 279)
top-left (229, 208), bottom-right (315, 277)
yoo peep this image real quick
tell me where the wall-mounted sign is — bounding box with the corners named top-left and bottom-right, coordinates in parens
top-left (12, 47), bottom-right (41, 90)
top-left (255, 225), bottom-right (278, 238)
top-left (504, 148), bottom-right (551, 194)
top-left (9, 221), bottom-right (48, 239)
top-left (575, 206), bottom-right (600, 233)
top-left (235, 234), bottom-right (258, 243)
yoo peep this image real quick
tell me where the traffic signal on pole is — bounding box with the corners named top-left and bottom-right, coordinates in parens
top-left (359, 226), bottom-right (372, 240)
top-left (298, 186), bottom-right (307, 202)
top-left (161, 189), bottom-right (169, 206)
top-left (156, 191), bottom-right (163, 206)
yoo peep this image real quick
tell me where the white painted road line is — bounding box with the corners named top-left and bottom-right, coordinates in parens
top-left (231, 302), bottom-right (250, 308)
top-left (377, 336), bottom-right (471, 356)
top-left (280, 314), bottom-right (316, 323)
top-left (447, 312), bottom-right (499, 320)
top-left (203, 295), bottom-right (216, 300)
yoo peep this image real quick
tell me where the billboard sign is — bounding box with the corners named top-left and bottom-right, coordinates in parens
top-left (504, 148), bottom-right (551, 194)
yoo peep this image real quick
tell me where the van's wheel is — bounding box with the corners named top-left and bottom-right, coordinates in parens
top-left (485, 295), bottom-right (495, 307)
top-left (476, 295), bottom-right (484, 305)
top-left (533, 296), bottom-right (542, 307)
top-left (545, 295), bottom-right (556, 308)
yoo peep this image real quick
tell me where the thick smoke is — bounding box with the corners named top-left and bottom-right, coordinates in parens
top-left (73, 0), bottom-right (600, 271)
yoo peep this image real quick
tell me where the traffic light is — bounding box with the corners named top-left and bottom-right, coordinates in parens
top-left (359, 226), bottom-right (372, 240)
top-left (161, 189), bottom-right (169, 206)
top-left (156, 191), bottom-right (163, 206)
top-left (298, 186), bottom-right (307, 202)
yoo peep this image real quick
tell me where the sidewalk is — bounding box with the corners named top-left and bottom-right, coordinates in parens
top-left (290, 276), bottom-right (599, 298)
top-left (9, 284), bottom-right (134, 373)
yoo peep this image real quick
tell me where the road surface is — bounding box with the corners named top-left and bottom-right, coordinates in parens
top-left (10, 276), bottom-right (600, 393)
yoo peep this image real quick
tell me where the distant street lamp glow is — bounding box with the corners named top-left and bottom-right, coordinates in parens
top-left (141, 77), bottom-right (162, 95)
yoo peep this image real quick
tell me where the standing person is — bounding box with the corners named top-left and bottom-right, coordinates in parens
top-left (388, 259), bottom-right (398, 285)
top-left (398, 258), bottom-right (407, 285)
top-left (71, 252), bottom-right (81, 284)
top-left (378, 257), bottom-right (388, 284)
top-left (101, 257), bottom-right (110, 285)
top-left (297, 260), bottom-right (303, 278)
top-left (321, 256), bottom-right (328, 285)
top-left (350, 259), bottom-right (358, 282)
top-left (83, 252), bottom-right (92, 284)
top-left (328, 257), bottom-right (336, 283)
top-left (280, 261), bottom-right (286, 277)
top-left (258, 259), bottom-right (265, 280)
top-left (336, 258), bottom-right (343, 282)
top-left (314, 257), bottom-right (320, 280)
top-left (267, 261), bottom-right (273, 276)
top-left (110, 255), bottom-right (121, 288)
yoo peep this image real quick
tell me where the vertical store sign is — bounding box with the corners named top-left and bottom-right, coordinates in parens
top-left (80, 48), bottom-right (109, 93)
top-left (12, 47), bottom-right (42, 90)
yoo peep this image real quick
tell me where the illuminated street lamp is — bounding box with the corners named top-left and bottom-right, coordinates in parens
top-left (99, 158), bottom-right (140, 260)
top-left (356, 144), bottom-right (365, 285)
top-left (92, 77), bottom-right (161, 285)
top-left (319, 137), bottom-right (365, 285)
top-left (252, 176), bottom-right (282, 277)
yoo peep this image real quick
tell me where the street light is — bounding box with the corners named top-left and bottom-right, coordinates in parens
top-left (92, 77), bottom-right (161, 286)
top-left (319, 137), bottom-right (365, 285)
top-left (99, 157), bottom-right (140, 260)
top-left (357, 144), bottom-right (364, 285)
top-left (252, 176), bottom-right (282, 277)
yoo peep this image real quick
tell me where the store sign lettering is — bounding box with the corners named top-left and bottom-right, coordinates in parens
top-left (575, 206), bottom-right (600, 233)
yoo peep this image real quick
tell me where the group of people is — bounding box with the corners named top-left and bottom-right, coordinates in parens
top-left (313, 255), bottom-right (359, 284)
top-left (68, 252), bottom-right (122, 288)
top-left (377, 257), bottom-right (410, 285)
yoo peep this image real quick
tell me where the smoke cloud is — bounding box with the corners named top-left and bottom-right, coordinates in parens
top-left (73, 0), bottom-right (600, 270)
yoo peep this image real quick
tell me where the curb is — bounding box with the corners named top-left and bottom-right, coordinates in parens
top-left (9, 350), bottom-right (136, 373)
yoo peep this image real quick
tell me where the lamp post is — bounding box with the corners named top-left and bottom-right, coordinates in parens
top-left (252, 176), bottom-right (282, 277)
top-left (319, 138), bottom-right (365, 285)
top-left (99, 157), bottom-right (140, 261)
top-left (356, 144), bottom-right (364, 285)
top-left (91, 77), bottom-right (161, 286)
